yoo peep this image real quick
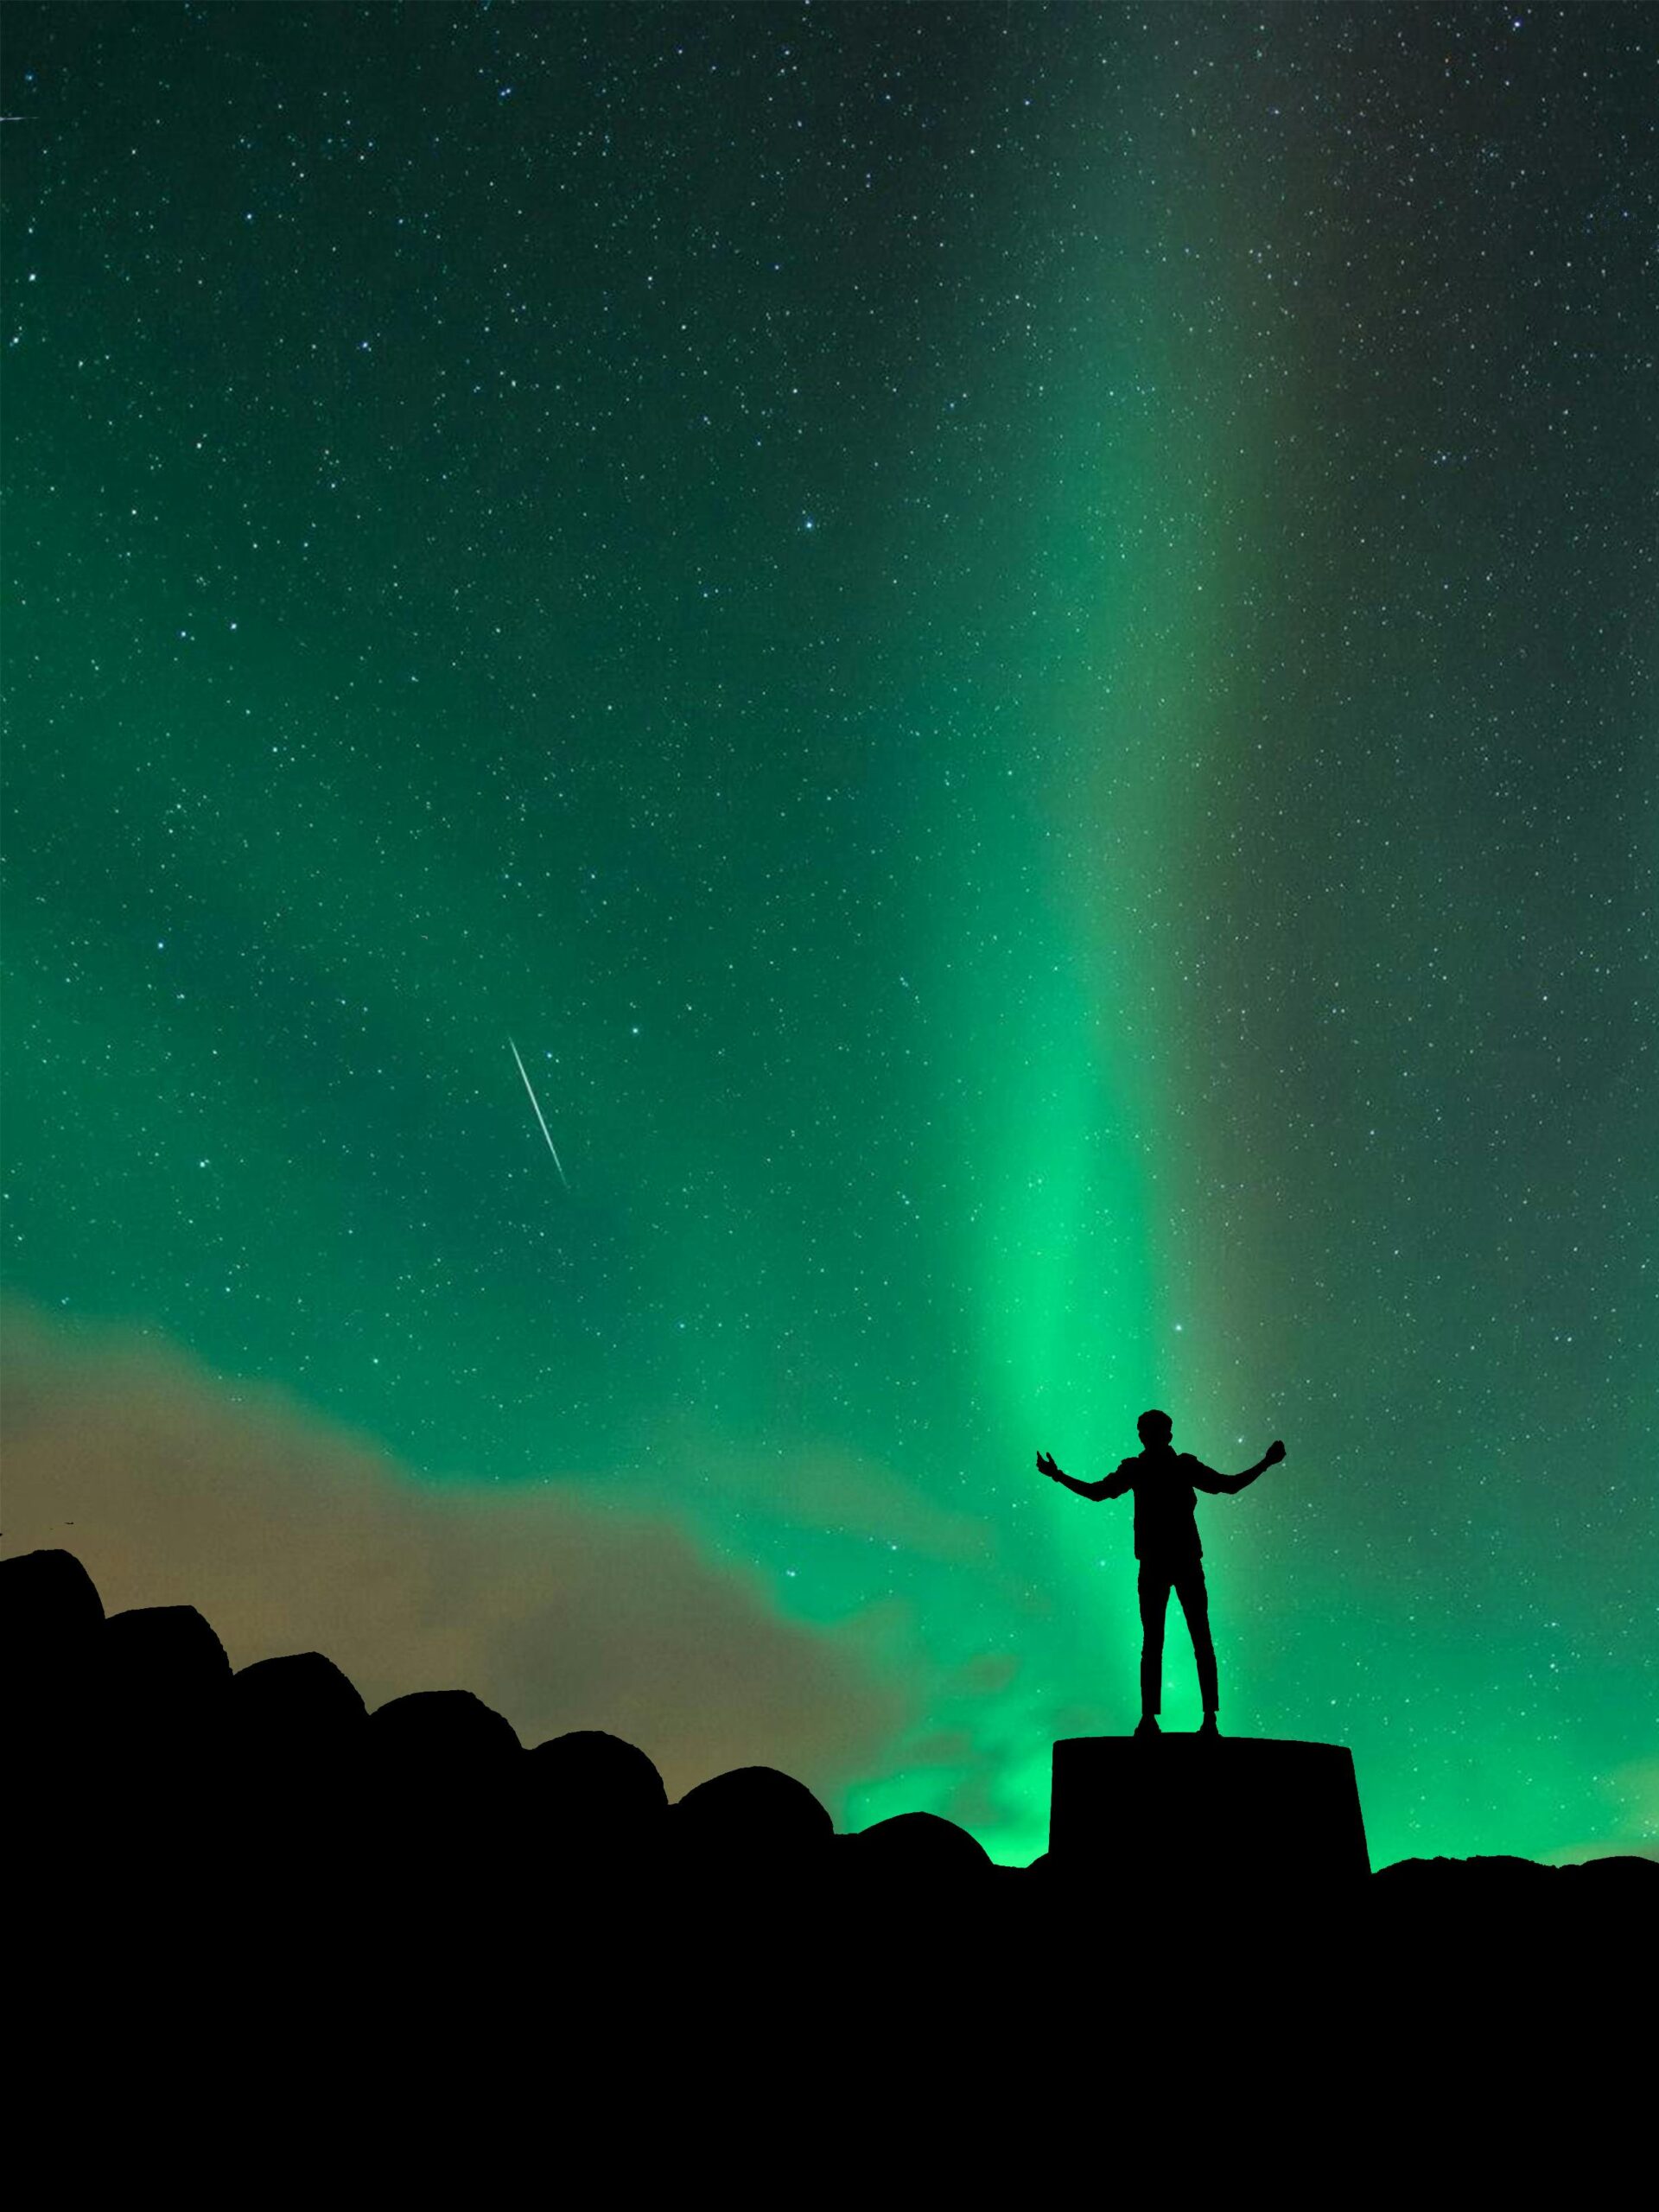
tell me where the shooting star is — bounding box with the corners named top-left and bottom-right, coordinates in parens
top-left (508, 1036), bottom-right (569, 1190)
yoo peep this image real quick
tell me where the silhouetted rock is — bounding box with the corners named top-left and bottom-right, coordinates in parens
top-left (3, 1549), bottom-right (107, 1764)
top-left (232, 1652), bottom-right (367, 1758)
top-left (368, 1688), bottom-right (520, 1770)
top-left (527, 1729), bottom-right (668, 1824)
top-left (100, 1604), bottom-right (232, 1747)
top-left (1049, 1734), bottom-right (1370, 1888)
top-left (846, 1810), bottom-right (994, 1878)
top-left (5, 1548), bottom-right (111, 1900)
top-left (1372, 1853), bottom-right (1657, 1910)
top-left (676, 1764), bottom-right (833, 1866)
top-left (1560, 1853), bottom-right (1657, 1891)
top-left (1375, 1853), bottom-right (1550, 1888)
top-left (0, 1546), bottom-right (105, 1666)
top-left (219, 1656), bottom-right (372, 1937)
top-left (79, 1605), bottom-right (237, 1926)
top-left (355, 1692), bottom-right (522, 1915)
top-left (518, 1732), bottom-right (671, 1907)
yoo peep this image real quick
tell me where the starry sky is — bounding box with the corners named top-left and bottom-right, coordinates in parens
top-left (3, 3), bottom-right (1655, 1867)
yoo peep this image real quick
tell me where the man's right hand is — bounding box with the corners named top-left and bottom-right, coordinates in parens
top-left (1263, 1440), bottom-right (1286, 1465)
top-left (1037, 1451), bottom-right (1066, 1482)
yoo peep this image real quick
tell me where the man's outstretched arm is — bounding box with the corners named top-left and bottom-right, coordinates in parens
top-left (1037, 1451), bottom-right (1132, 1502)
top-left (1191, 1440), bottom-right (1286, 1495)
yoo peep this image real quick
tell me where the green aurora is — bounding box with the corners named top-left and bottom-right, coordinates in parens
top-left (3, 5), bottom-right (1655, 1866)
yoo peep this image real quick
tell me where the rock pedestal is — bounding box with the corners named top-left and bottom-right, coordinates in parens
top-left (1049, 1736), bottom-right (1370, 1888)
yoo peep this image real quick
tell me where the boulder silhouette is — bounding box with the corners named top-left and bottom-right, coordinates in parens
top-left (1375, 1853), bottom-right (1551, 1889)
top-left (520, 1733), bottom-right (671, 1909)
top-left (1, 1547), bottom-right (105, 1669)
top-left (223, 1656), bottom-right (372, 1922)
top-left (100, 1604), bottom-right (232, 1745)
top-left (232, 1652), bottom-right (367, 1758)
top-left (1560, 1855), bottom-right (1658, 1893)
top-left (526, 1729), bottom-right (669, 1829)
top-left (367, 1688), bottom-right (521, 1771)
top-left (1049, 1735), bottom-right (1370, 1889)
top-left (3, 1549), bottom-right (107, 1759)
top-left (86, 1605), bottom-right (236, 1917)
top-left (5, 1549), bottom-right (111, 1885)
top-left (675, 1765), bottom-right (833, 1866)
top-left (1372, 1853), bottom-right (1658, 1912)
top-left (358, 1692), bottom-right (522, 1901)
top-left (846, 1810), bottom-right (993, 1878)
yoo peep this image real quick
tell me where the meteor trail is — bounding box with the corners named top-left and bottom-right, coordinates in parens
top-left (508, 1037), bottom-right (569, 1189)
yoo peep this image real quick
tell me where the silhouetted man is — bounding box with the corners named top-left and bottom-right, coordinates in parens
top-left (1037, 1412), bottom-right (1285, 1738)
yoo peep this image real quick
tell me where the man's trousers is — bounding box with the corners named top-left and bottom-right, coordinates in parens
top-left (1138, 1560), bottom-right (1218, 1715)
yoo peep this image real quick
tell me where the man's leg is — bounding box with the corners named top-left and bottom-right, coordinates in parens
top-left (1173, 1565), bottom-right (1219, 1716)
top-left (1137, 1566), bottom-right (1172, 1725)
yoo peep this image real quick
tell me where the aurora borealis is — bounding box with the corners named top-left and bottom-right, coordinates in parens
top-left (3, 3), bottom-right (1654, 1867)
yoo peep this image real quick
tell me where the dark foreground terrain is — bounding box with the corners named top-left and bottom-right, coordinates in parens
top-left (6, 1547), bottom-right (1649, 2186)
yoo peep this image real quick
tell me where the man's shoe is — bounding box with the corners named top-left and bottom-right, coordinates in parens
top-left (1134, 1716), bottom-right (1160, 1738)
top-left (1197, 1713), bottom-right (1220, 1738)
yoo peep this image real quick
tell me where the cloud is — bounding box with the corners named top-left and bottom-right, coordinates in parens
top-left (637, 1409), bottom-right (993, 1563)
top-left (0, 1300), bottom-right (909, 1807)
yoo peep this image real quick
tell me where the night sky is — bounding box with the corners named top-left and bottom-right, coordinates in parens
top-left (3, 3), bottom-right (1655, 1867)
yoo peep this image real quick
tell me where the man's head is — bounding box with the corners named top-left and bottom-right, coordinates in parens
top-left (1136, 1408), bottom-right (1173, 1447)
